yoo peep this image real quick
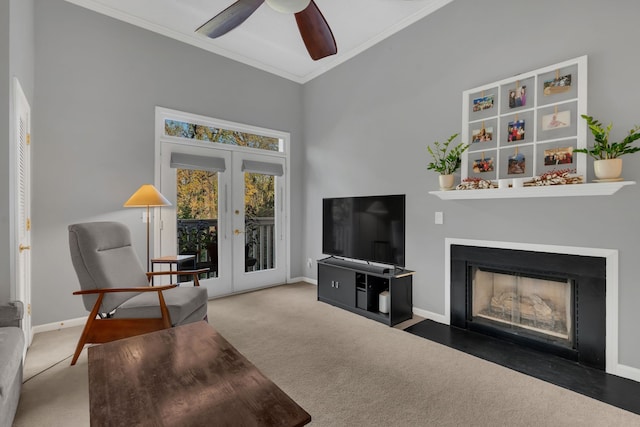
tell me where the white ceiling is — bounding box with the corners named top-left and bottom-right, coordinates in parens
top-left (65, 0), bottom-right (454, 83)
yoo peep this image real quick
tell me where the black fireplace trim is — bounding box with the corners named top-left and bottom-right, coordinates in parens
top-left (451, 244), bottom-right (606, 370)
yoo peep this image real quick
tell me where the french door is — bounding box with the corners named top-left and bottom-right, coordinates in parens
top-left (159, 142), bottom-right (286, 297)
top-left (14, 78), bottom-right (32, 347)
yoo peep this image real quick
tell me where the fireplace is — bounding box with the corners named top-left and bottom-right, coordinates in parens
top-left (471, 267), bottom-right (573, 348)
top-left (450, 244), bottom-right (607, 370)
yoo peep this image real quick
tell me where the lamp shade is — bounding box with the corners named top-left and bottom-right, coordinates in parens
top-left (265, 0), bottom-right (311, 13)
top-left (123, 184), bottom-right (171, 207)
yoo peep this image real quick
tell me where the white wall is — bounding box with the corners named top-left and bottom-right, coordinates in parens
top-left (32, 0), bottom-right (304, 325)
top-left (302, 0), bottom-right (640, 370)
top-left (0, 0), bottom-right (35, 304)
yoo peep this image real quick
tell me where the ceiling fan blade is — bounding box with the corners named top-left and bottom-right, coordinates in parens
top-left (295, 1), bottom-right (337, 61)
top-left (196, 0), bottom-right (265, 39)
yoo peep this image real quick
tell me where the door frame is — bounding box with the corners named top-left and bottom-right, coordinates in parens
top-left (11, 78), bottom-right (32, 347)
top-left (154, 107), bottom-right (291, 294)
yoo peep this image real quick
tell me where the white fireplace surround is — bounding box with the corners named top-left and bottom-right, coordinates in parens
top-left (440, 238), bottom-right (623, 377)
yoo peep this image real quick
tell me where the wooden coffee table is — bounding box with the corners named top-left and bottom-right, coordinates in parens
top-left (88, 321), bottom-right (311, 427)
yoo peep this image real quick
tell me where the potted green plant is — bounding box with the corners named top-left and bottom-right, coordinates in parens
top-left (573, 114), bottom-right (640, 180)
top-left (427, 133), bottom-right (469, 190)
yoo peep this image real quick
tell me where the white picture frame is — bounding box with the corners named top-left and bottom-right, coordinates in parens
top-left (461, 56), bottom-right (587, 181)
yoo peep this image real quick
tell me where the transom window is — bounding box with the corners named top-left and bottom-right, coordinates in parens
top-left (164, 119), bottom-right (281, 152)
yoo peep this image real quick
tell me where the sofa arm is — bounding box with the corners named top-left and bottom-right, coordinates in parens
top-left (0, 301), bottom-right (24, 328)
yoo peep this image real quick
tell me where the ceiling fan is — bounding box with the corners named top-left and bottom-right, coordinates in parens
top-left (196, 0), bottom-right (337, 61)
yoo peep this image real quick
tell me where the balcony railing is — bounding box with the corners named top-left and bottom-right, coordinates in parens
top-left (177, 217), bottom-right (275, 275)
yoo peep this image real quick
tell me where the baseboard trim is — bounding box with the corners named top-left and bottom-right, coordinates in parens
top-left (412, 307), bottom-right (447, 324)
top-left (615, 364), bottom-right (640, 383)
top-left (290, 276), bottom-right (317, 285)
top-left (32, 316), bottom-right (85, 334)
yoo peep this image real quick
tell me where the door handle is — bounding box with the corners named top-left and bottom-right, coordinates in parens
top-left (234, 229), bottom-right (245, 235)
top-left (19, 244), bottom-right (31, 252)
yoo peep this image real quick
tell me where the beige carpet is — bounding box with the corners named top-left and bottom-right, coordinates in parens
top-left (13, 282), bottom-right (640, 426)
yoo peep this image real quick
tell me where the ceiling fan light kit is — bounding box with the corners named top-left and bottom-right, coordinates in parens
top-left (196, 0), bottom-right (336, 61)
top-left (265, 0), bottom-right (311, 13)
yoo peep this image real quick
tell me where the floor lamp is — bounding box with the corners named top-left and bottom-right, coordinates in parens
top-left (124, 184), bottom-right (172, 271)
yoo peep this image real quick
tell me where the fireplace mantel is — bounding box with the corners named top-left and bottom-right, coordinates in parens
top-left (430, 181), bottom-right (634, 200)
top-left (444, 238), bottom-right (619, 375)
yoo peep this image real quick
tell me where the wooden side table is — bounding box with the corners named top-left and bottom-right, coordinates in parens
top-left (150, 254), bottom-right (196, 285)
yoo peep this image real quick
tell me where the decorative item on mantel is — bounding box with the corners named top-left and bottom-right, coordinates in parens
top-left (427, 133), bottom-right (469, 191)
top-left (456, 177), bottom-right (497, 190)
top-left (573, 114), bottom-right (640, 181)
top-left (522, 169), bottom-right (583, 186)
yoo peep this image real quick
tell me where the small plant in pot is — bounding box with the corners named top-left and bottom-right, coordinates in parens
top-left (427, 133), bottom-right (469, 190)
top-left (573, 114), bottom-right (640, 181)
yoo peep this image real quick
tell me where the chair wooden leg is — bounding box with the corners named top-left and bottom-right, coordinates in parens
top-left (71, 294), bottom-right (103, 366)
top-left (71, 333), bottom-right (88, 366)
top-left (157, 291), bottom-right (172, 329)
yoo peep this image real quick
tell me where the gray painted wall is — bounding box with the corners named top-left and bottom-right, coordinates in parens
top-left (0, 0), bottom-right (11, 304)
top-left (0, 0), bottom-right (35, 304)
top-left (32, 0), bottom-right (303, 325)
top-left (302, 0), bottom-right (640, 369)
top-left (10, 0), bottom-right (34, 102)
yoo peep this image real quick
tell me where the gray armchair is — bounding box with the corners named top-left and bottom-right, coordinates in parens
top-left (0, 301), bottom-right (24, 427)
top-left (68, 222), bottom-right (209, 365)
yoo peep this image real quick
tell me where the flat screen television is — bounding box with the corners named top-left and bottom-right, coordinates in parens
top-left (322, 194), bottom-right (405, 267)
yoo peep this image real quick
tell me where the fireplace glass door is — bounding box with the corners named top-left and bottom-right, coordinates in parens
top-left (471, 267), bottom-right (574, 348)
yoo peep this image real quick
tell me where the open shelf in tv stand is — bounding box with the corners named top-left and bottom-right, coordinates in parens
top-left (317, 257), bottom-right (414, 327)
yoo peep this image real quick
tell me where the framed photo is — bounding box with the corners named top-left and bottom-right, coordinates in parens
top-left (471, 126), bottom-right (493, 143)
top-left (472, 94), bottom-right (494, 112)
top-left (543, 74), bottom-right (572, 95)
top-left (542, 110), bottom-right (570, 130)
top-left (507, 152), bottom-right (526, 174)
top-left (472, 156), bottom-right (494, 173)
top-left (507, 119), bottom-right (525, 142)
top-left (544, 147), bottom-right (574, 166)
top-left (508, 86), bottom-right (527, 109)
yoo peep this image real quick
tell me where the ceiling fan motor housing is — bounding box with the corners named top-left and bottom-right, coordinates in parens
top-left (265, 0), bottom-right (311, 14)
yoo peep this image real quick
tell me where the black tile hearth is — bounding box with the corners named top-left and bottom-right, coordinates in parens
top-left (405, 319), bottom-right (640, 416)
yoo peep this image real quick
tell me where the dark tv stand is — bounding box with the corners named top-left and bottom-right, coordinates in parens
top-left (317, 257), bottom-right (414, 326)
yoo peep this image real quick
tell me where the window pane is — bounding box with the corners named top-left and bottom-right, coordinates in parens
top-left (176, 168), bottom-right (218, 278)
top-left (165, 119), bottom-right (281, 152)
top-left (245, 172), bottom-right (275, 272)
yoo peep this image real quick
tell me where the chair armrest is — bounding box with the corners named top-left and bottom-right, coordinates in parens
top-left (0, 301), bottom-right (23, 328)
top-left (73, 284), bottom-right (177, 296)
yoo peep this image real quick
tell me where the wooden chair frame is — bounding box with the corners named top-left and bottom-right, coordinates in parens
top-left (71, 268), bottom-right (209, 365)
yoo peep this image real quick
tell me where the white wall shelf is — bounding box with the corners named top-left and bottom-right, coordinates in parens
top-left (429, 181), bottom-right (635, 200)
